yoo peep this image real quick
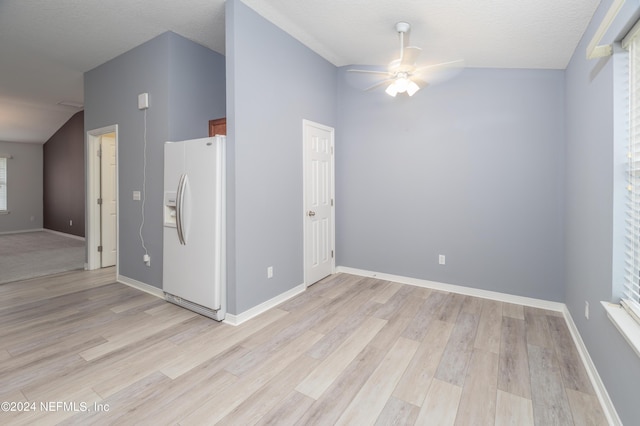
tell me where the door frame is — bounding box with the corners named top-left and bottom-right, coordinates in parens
top-left (86, 124), bottom-right (119, 272)
top-left (302, 119), bottom-right (336, 287)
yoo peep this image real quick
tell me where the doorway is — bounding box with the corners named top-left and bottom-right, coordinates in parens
top-left (87, 125), bottom-right (118, 271)
top-left (303, 120), bottom-right (335, 286)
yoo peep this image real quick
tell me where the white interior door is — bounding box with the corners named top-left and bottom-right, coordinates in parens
top-left (100, 133), bottom-right (117, 267)
top-left (304, 120), bottom-right (335, 286)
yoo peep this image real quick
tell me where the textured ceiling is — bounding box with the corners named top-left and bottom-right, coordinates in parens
top-left (242, 0), bottom-right (601, 69)
top-left (0, 0), bottom-right (600, 144)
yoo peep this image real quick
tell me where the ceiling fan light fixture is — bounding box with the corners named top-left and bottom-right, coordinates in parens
top-left (394, 77), bottom-right (410, 93)
top-left (385, 74), bottom-right (420, 97)
top-left (349, 21), bottom-right (462, 98)
top-left (407, 80), bottom-right (420, 96)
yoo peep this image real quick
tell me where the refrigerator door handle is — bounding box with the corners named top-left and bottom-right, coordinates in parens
top-left (176, 173), bottom-right (188, 245)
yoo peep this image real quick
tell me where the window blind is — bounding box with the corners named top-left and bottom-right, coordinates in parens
top-left (0, 157), bottom-right (6, 211)
top-left (623, 32), bottom-right (640, 322)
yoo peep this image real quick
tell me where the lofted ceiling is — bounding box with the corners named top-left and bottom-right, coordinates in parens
top-left (0, 0), bottom-right (600, 144)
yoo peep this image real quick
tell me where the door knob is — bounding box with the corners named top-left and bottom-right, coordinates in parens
top-left (308, 211), bottom-right (316, 217)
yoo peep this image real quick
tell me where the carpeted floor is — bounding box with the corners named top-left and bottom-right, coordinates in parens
top-left (0, 231), bottom-right (85, 285)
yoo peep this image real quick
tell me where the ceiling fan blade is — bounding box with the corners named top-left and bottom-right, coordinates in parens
top-left (364, 79), bottom-right (395, 92)
top-left (413, 59), bottom-right (465, 86)
top-left (347, 22), bottom-right (465, 95)
top-left (401, 46), bottom-right (421, 66)
top-left (412, 77), bottom-right (429, 89)
top-left (347, 68), bottom-right (390, 76)
top-left (415, 59), bottom-right (464, 73)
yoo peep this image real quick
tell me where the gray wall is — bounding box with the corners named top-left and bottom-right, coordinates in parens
top-left (168, 34), bottom-right (227, 140)
top-left (85, 31), bottom-right (226, 288)
top-left (336, 67), bottom-right (566, 301)
top-left (565, 0), bottom-right (640, 423)
top-left (78, 2), bottom-right (640, 421)
top-left (226, 0), bottom-right (337, 314)
top-left (43, 111), bottom-right (85, 237)
top-left (0, 141), bottom-right (43, 233)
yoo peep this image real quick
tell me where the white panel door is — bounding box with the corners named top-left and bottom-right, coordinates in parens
top-left (100, 133), bottom-right (117, 267)
top-left (304, 120), bottom-right (334, 286)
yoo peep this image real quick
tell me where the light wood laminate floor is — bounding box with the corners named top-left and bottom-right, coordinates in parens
top-left (0, 268), bottom-right (607, 425)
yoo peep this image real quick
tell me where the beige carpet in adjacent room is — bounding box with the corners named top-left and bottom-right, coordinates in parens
top-left (0, 231), bottom-right (85, 285)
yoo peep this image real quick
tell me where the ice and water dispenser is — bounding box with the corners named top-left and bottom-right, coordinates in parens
top-left (164, 191), bottom-right (177, 228)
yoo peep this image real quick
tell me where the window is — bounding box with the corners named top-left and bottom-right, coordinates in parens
top-left (0, 157), bottom-right (6, 211)
top-left (601, 19), bottom-right (640, 359)
top-left (623, 27), bottom-right (640, 323)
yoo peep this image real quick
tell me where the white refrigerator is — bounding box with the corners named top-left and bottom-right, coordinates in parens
top-left (163, 136), bottom-right (226, 321)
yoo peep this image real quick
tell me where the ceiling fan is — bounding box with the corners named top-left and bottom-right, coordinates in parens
top-left (347, 22), bottom-right (463, 97)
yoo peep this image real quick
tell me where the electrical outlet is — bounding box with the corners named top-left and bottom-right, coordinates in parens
top-left (439, 254), bottom-right (446, 265)
top-left (133, 191), bottom-right (141, 200)
top-left (143, 254), bottom-right (150, 266)
top-left (69, 219), bottom-right (73, 226)
top-left (585, 301), bottom-right (589, 319)
top-left (267, 266), bottom-right (273, 279)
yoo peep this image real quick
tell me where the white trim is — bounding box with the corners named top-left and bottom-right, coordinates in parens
top-left (336, 265), bottom-right (620, 424)
top-left (117, 274), bottom-right (164, 298)
top-left (42, 228), bottom-right (85, 241)
top-left (87, 129), bottom-right (101, 270)
top-left (0, 228), bottom-right (43, 235)
top-left (86, 125), bottom-right (119, 273)
top-left (587, 0), bottom-right (626, 59)
top-left (114, 260), bottom-right (621, 425)
top-left (0, 229), bottom-right (83, 240)
top-left (117, 272), bottom-right (305, 327)
top-left (602, 301), bottom-right (640, 359)
top-left (336, 266), bottom-right (565, 312)
top-left (565, 305), bottom-right (622, 426)
top-left (219, 136), bottom-right (227, 320)
top-left (223, 283), bottom-right (306, 326)
top-left (622, 16), bottom-right (640, 49)
top-left (0, 156), bottom-right (7, 212)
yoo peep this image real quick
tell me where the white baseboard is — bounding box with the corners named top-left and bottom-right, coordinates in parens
top-left (336, 265), bottom-right (619, 425)
top-left (336, 266), bottom-right (565, 312)
top-left (0, 228), bottom-right (85, 241)
top-left (43, 228), bottom-right (85, 241)
top-left (111, 264), bottom-right (619, 424)
top-left (563, 307), bottom-right (621, 426)
top-left (224, 283), bottom-right (306, 326)
top-left (117, 274), bottom-right (165, 299)
top-left (116, 273), bottom-right (306, 328)
top-left (0, 227), bottom-right (44, 235)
